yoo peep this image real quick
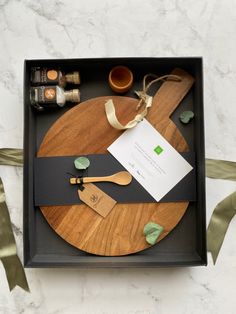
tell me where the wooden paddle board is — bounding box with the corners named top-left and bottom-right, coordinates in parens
top-left (37, 68), bottom-right (194, 256)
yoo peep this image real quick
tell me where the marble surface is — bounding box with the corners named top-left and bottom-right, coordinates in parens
top-left (0, 0), bottom-right (236, 313)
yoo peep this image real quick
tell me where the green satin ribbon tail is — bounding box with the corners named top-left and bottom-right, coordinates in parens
top-left (0, 148), bottom-right (23, 166)
top-left (1, 256), bottom-right (29, 292)
top-left (206, 159), bottom-right (236, 264)
top-left (207, 191), bottom-right (236, 264)
top-left (206, 158), bottom-right (236, 181)
top-left (0, 149), bottom-right (29, 292)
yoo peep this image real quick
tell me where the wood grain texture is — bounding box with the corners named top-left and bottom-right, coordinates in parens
top-left (38, 68), bottom-right (194, 256)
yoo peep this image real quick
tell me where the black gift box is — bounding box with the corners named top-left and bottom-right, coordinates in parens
top-left (23, 57), bottom-right (206, 267)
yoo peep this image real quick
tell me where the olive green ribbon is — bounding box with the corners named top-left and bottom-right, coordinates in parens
top-left (0, 149), bottom-right (234, 284)
top-left (206, 158), bottom-right (236, 181)
top-left (0, 148), bottom-right (29, 292)
top-left (206, 159), bottom-right (236, 264)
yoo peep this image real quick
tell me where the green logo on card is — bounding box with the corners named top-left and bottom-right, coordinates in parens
top-left (154, 145), bottom-right (164, 155)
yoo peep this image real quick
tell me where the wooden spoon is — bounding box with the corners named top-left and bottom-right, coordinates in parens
top-left (70, 171), bottom-right (132, 186)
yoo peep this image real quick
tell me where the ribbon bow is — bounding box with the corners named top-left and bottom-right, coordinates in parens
top-left (105, 73), bottom-right (181, 130)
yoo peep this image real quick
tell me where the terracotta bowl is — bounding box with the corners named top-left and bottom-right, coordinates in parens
top-left (108, 66), bottom-right (133, 93)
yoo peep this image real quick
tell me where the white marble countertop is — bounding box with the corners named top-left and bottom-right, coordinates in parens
top-left (0, 0), bottom-right (236, 313)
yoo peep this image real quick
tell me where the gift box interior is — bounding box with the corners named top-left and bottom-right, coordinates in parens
top-left (23, 57), bottom-right (206, 267)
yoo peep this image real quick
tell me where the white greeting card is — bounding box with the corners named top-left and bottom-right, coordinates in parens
top-left (108, 119), bottom-right (193, 202)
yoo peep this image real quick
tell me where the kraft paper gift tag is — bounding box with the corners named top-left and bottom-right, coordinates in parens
top-left (78, 183), bottom-right (117, 218)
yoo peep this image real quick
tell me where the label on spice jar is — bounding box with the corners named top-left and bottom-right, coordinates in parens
top-left (31, 67), bottom-right (59, 85)
top-left (31, 86), bottom-right (57, 104)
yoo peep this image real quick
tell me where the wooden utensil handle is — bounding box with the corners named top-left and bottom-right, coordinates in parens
top-left (70, 176), bottom-right (110, 185)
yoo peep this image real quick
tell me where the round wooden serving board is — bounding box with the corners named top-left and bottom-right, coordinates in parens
top-left (38, 68), bottom-right (194, 256)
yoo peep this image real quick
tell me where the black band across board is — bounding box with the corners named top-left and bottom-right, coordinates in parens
top-left (34, 153), bottom-right (196, 206)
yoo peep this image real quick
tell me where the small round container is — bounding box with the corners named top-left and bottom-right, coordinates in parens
top-left (108, 66), bottom-right (133, 93)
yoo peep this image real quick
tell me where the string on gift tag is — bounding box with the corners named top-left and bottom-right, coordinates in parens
top-left (105, 73), bottom-right (182, 130)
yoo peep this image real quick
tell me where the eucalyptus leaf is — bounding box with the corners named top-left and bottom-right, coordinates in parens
top-left (179, 111), bottom-right (194, 124)
top-left (143, 222), bottom-right (164, 245)
top-left (74, 157), bottom-right (90, 170)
